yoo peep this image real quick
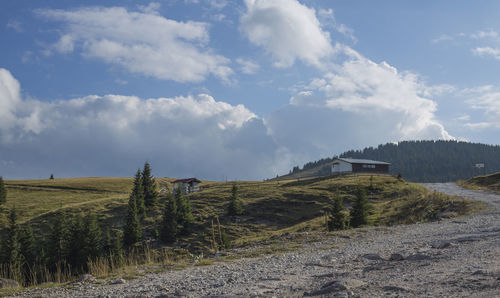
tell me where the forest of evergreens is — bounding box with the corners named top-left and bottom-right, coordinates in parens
top-left (292, 140), bottom-right (500, 182)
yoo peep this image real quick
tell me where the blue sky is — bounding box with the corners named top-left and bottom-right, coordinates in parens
top-left (1, 0), bottom-right (500, 180)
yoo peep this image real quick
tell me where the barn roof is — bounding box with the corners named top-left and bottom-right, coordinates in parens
top-left (173, 177), bottom-right (201, 183)
top-left (335, 157), bottom-right (390, 165)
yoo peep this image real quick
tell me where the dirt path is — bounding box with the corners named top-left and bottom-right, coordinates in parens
top-left (14, 183), bottom-right (500, 297)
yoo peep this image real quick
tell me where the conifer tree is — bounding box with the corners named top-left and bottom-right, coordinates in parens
top-left (111, 230), bottom-right (124, 265)
top-left (67, 215), bottom-right (85, 270)
top-left (47, 210), bottom-right (69, 266)
top-left (3, 209), bottom-right (22, 280)
top-left (350, 186), bottom-right (370, 228)
top-left (0, 176), bottom-right (7, 206)
top-left (132, 169), bottom-right (146, 219)
top-left (227, 184), bottom-right (243, 216)
top-left (82, 212), bottom-right (102, 261)
top-left (19, 224), bottom-right (36, 273)
top-left (142, 162), bottom-right (158, 208)
top-left (328, 190), bottom-right (346, 231)
top-left (124, 192), bottom-right (142, 246)
top-left (160, 194), bottom-right (177, 244)
top-left (174, 188), bottom-right (194, 235)
top-left (103, 228), bottom-right (112, 255)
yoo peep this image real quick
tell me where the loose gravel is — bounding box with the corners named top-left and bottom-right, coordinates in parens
top-left (13, 183), bottom-right (500, 297)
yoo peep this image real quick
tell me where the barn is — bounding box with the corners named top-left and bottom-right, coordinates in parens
top-left (331, 158), bottom-right (390, 174)
top-left (172, 178), bottom-right (201, 194)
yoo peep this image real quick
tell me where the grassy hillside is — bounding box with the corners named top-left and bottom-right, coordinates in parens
top-left (459, 172), bottom-right (500, 193)
top-left (1, 175), bottom-right (485, 254)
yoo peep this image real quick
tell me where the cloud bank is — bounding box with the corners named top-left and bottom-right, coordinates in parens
top-left (0, 60), bottom-right (453, 179)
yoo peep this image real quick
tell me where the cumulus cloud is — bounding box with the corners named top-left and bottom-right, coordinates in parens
top-left (265, 50), bottom-right (452, 164)
top-left (240, 0), bottom-right (334, 68)
top-left (36, 5), bottom-right (233, 82)
top-left (0, 68), bottom-right (283, 180)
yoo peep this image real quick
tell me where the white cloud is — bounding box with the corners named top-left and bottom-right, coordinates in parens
top-left (431, 34), bottom-right (454, 44)
top-left (36, 5), bottom-right (233, 82)
top-left (472, 46), bottom-right (500, 60)
top-left (236, 58), bottom-right (260, 74)
top-left (471, 29), bottom-right (499, 39)
top-left (240, 0), bottom-right (334, 68)
top-left (0, 68), bottom-right (285, 180)
top-left (265, 50), bottom-right (452, 164)
top-left (466, 91), bottom-right (500, 128)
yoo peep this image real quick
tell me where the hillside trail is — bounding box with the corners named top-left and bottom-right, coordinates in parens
top-left (13, 183), bottom-right (500, 297)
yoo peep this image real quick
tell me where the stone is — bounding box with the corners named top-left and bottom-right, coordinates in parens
top-left (362, 253), bottom-right (383, 261)
top-left (77, 274), bottom-right (96, 283)
top-left (432, 241), bottom-right (452, 249)
top-left (405, 253), bottom-right (432, 261)
top-left (111, 278), bottom-right (126, 284)
top-left (389, 253), bottom-right (405, 261)
top-left (0, 278), bottom-right (19, 288)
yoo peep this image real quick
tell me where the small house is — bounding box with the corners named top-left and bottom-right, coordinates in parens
top-left (172, 178), bottom-right (201, 194)
top-left (331, 158), bottom-right (390, 174)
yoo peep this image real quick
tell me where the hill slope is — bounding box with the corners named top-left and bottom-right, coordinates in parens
top-left (282, 140), bottom-right (500, 182)
top-left (1, 175), bottom-right (484, 253)
top-left (459, 172), bottom-right (500, 193)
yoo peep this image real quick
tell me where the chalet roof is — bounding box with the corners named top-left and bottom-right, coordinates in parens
top-left (335, 157), bottom-right (390, 165)
top-left (173, 177), bottom-right (201, 184)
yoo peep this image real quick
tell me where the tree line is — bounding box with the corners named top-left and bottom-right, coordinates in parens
top-left (288, 140), bottom-right (500, 182)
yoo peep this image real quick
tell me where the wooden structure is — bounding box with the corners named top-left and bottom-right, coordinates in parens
top-left (172, 178), bottom-right (201, 194)
top-left (331, 158), bottom-right (390, 174)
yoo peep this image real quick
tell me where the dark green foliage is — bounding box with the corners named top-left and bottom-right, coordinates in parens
top-left (289, 140), bottom-right (500, 182)
top-left (103, 228), bottom-right (112, 254)
top-left (124, 192), bottom-right (142, 246)
top-left (66, 216), bottom-right (85, 270)
top-left (50, 174), bottom-right (54, 180)
top-left (111, 230), bottom-right (124, 265)
top-left (174, 188), bottom-right (194, 235)
top-left (160, 194), bottom-right (177, 244)
top-left (19, 224), bottom-right (36, 271)
top-left (328, 191), bottom-right (346, 231)
top-left (142, 162), bottom-right (158, 208)
top-left (0, 176), bottom-right (6, 206)
top-left (82, 213), bottom-right (102, 261)
top-left (350, 187), bottom-right (370, 228)
top-left (227, 184), bottom-right (243, 216)
top-left (47, 210), bottom-right (69, 266)
top-left (132, 169), bottom-right (146, 219)
top-left (2, 209), bottom-right (22, 280)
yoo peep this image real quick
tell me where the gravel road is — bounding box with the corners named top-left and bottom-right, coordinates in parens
top-left (14, 183), bottom-right (500, 297)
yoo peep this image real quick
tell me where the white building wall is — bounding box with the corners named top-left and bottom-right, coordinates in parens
top-left (331, 160), bottom-right (352, 173)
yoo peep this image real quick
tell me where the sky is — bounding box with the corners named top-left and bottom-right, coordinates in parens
top-left (1, 0), bottom-right (500, 180)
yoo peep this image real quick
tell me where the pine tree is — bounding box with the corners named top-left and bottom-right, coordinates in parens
top-left (0, 176), bottom-right (7, 206)
top-left (111, 230), bottom-right (124, 266)
top-left (82, 212), bottom-right (102, 262)
top-left (132, 169), bottom-right (146, 219)
top-left (328, 190), bottom-right (346, 231)
top-left (350, 186), bottom-right (370, 228)
top-left (19, 224), bottom-right (36, 273)
top-left (47, 210), bottom-right (69, 266)
top-left (3, 209), bottom-right (22, 281)
top-left (160, 194), bottom-right (177, 244)
top-left (174, 188), bottom-right (194, 235)
top-left (227, 184), bottom-right (243, 216)
top-left (67, 215), bottom-right (85, 270)
top-left (142, 162), bottom-right (158, 208)
top-left (124, 192), bottom-right (142, 247)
